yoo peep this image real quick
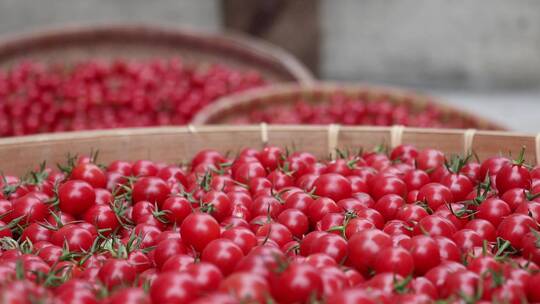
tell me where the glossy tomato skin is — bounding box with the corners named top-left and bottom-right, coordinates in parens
top-left (403, 169), bottom-right (430, 190)
top-left (462, 162), bottom-right (481, 183)
top-left (71, 163), bottom-right (106, 189)
top-left (283, 192), bottom-right (313, 214)
top-left (153, 238), bottom-right (188, 270)
top-left (277, 208), bottom-right (309, 238)
top-left (397, 202), bottom-right (428, 220)
top-left (132, 223), bottom-right (162, 248)
top-left (310, 233), bottom-right (348, 263)
top-left (157, 165), bottom-right (187, 186)
top-left (496, 163), bottom-right (531, 195)
top-left (127, 250), bottom-right (152, 273)
top-left (390, 144), bottom-right (419, 163)
top-left (180, 213), bottom-right (221, 252)
top-left (413, 215), bottom-right (456, 238)
top-left (313, 174), bottom-right (352, 202)
top-left (161, 254), bottom-right (195, 273)
top-left (406, 235), bottom-right (441, 275)
top-left (107, 160), bottom-right (132, 175)
top-left (527, 273), bottom-right (540, 302)
top-left (344, 218), bottom-right (375, 239)
top-left (250, 195), bottom-right (282, 219)
top-left (233, 161), bottom-right (266, 184)
top-left (221, 227), bottom-right (257, 255)
top-left (98, 259), bottom-right (136, 289)
top-left (83, 204), bottom-right (119, 235)
top-left (201, 238), bottom-right (244, 275)
top-left (347, 229), bottom-right (392, 274)
top-left (270, 262), bottom-right (323, 304)
top-left (417, 183), bottom-right (453, 210)
top-left (131, 200), bottom-right (154, 223)
top-left (441, 270), bottom-right (480, 299)
top-left (480, 156), bottom-right (511, 181)
top-left (434, 236), bottom-right (461, 262)
top-left (452, 229), bottom-right (483, 252)
top-left (36, 245), bottom-right (61, 266)
top-left (132, 177), bottom-right (170, 207)
top-left (11, 193), bottom-right (48, 224)
top-left (410, 276), bottom-right (437, 299)
top-left (20, 222), bottom-right (52, 243)
top-left (325, 288), bottom-right (377, 304)
top-left (219, 272), bottom-right (269, 303)
top-left (201, 190), bottom-right (232, 222)
top-left (256, 222), bottom-right (293, 247)
top-left (161, 196), bottom-right (191, 224)
top-left (522, 232), bottom-right (540, 265)
top-left (476, 198), bottom-right (511, 226)
top-left (373, 246), bottom-right (414, 276)
top-left (373, 194), bottom-right (405, 221)
top-left (0, 199), bottom-right (13, 222)
top-left (58, 180), bottom-right (96, 216)
top-left (441, 173), bottom-right (473, 201)
top-left (497, 214), bottom-right (536, 249)
top-left (307, 197), bottom-right (340, 225)
top-left (370, 175), bottom-right (407, 200)
top-left (51, 225), bottom-right (94, 252)
top-left (464, 219), bottom-right (497, 242)
top-left (192, 150), bottom-right (226, 169)
top-left (150, 272), bottom-right (200, 304)
top-left (186, 262), bottom-right (224, 292)
top-left (416, 149), bottom-right (445, 171)
top-left (319, 266), bottom-right (348, 296)
top-left (306, 253), bottom-right (337, 269)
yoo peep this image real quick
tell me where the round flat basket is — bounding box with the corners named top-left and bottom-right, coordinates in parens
top-left (0, 24), bottom-right (313, 83)
top-left (191, 83), bottom-right (506, 130)
top-left (0, 125), bottom-right (533, 176)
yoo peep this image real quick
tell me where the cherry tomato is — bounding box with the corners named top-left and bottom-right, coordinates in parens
top-left (313, 174), bottom-right (352, 202)
top-left (181, 213), bottom-right (221, 252)
top-left (270, 262), bottom-right (323, 304)
top-left (98, 259), bottom-right (136, 289)
top-left (132, 177), bottom-right (170, 207)
top-left (201, 238), bottom-right (244, 275)
top-left (150, 272), bottom-right (200, 304)
top-left (58, 180), bottom-right (96, 216)
top-left (347, 229), bottom-right (392, 274)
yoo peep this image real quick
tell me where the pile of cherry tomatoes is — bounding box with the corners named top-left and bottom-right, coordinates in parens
top-left (0, 59), bottom-right (265, 137)
top-left (1, 145), bottom-right (540, 303)
top-left (230, 93), bottom-right (473, 129)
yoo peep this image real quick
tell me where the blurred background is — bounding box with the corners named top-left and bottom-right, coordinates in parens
top-left (0, 0), bottom-right (538, 131)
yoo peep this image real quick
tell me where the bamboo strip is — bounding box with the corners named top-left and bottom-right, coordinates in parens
top-left (0, 126), bottom-right (535, 176)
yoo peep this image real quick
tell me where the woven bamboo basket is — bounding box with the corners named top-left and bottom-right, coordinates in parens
top-left (191, 83), bottom-right (506, 130)
top-left (0, 125), bottom-right (535, 176)
top-left (0, 24), bottom-right (313, 83)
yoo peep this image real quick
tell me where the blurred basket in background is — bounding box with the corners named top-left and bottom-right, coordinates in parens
top-left (0, 24), bottom-right (313, 137)
top-left (192, 83), bottom-right (506, 130)
top-left (0, 24), bottom-right (313, 83)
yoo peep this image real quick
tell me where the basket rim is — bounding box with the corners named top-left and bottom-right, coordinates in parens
top-left (190, 81), bottom-right (507, 130)
top-left (0, 23), bottom-right (314, 83)
top-left (0, 125), bottom-right (536, 176)
top-left (0, 124), bottom-right (529, 146)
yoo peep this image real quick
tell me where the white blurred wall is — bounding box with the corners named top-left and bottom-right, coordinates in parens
top-left (0, 0), bottom-right (220, 33)
top-left (321, 0), bottom-right (540, 90)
